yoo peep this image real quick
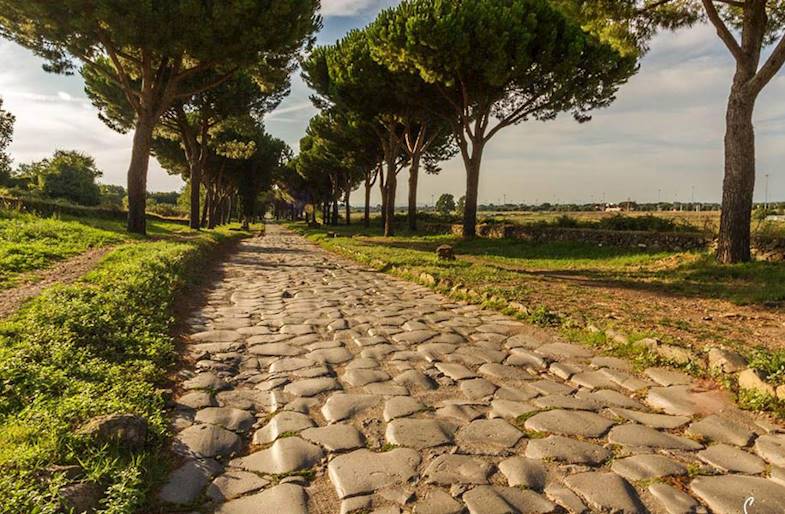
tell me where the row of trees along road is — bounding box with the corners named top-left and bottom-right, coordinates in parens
top-left (0, 0), bottom-right (320, 234)
top-left (295, 0), bottom-right (785, 263)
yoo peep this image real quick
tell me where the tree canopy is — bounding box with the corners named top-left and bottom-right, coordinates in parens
top-left (0, 97), bottom-right (14, 184)
top-left (370, 0), bottom-right (637, 236)
top-left (16, 150), bottom-right (103, 206)
top-left (0, 0), bottom-right (320, 233)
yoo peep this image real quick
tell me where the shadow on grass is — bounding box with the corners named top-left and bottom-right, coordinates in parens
top-left (295, 221), bottom-right (785, 307)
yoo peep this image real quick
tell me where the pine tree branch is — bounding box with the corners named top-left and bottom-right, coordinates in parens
top-left (702, 0), bottom-right (745, 62)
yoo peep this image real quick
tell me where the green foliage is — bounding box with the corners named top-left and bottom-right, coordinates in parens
top-left (435, 194), bottom-right (456, 215)
top-left (0, 227), bottom-right (236, 511)
top-left (456, 196), bottom-right (466, 217)
top-left (16, 150), bottom-right (103, 206)
top-left (99, 184), bottom-right (126, 208)
top-left (748, 349), bottom-right (785, 385)
top-left (0, 209), bottom-right (126, 288)
top-left (0, 97), bottom-right (14, 184)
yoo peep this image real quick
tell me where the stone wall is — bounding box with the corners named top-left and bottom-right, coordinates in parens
top-left (420, 222), bottom-right (785, 260)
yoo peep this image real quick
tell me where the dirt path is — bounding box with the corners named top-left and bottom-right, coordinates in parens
top-left (460, 255), bottom-right (785, 354)
top-left (0, 246), bottom-right (114, 319)
top-left (157, 225), bottom-right (785, 514)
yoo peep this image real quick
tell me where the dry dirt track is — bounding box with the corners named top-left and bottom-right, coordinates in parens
top-left (159, 225), bottom-right (785, 514)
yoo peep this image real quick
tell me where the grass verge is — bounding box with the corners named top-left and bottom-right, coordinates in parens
top-left (0, 224), bottom-right (251, 513)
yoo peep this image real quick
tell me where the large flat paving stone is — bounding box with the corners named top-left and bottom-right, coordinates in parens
top-left (424, 454), bottom-right (493, 485)
top-left (526, 435), bottom-right (610, 465)
top-left (462, 486), bottom-right (556, 514)
top-left (646, 385), bottom-right (730, 417)
top-left (158, 458), bottom-right (222, 505)
top-left (608, 424), bottom-right (703, 450)
top-left (206, 470), bottom-right (269, 501)
top-left (564, 472), bottom-right (646, 514)
top-left (611, 454), bottom-right (687, 481)
top-left (215, 483), bottom-right (308, 514)
top-left (686, 414), bottom-right (756, 446)
top-left (754, 433), bottom-right (785, 467)
top-left (456, 419), bottom-right (523, 453)
top-left (301, 423), bottom-right (364, 451)
top-left (524, 409), bottom-right (614, 437)
top-left (648, 483), bottom-right (708, 514)
top-left (174, 424), bottom-right (241, 458)
top-left (386, 418), bottom-right (457, 449)
top-left (328, 448), bottom-right (421, 499)
top-left (322, 393), bottom-right (381, 422)
top-left (498, 456), bottom-right (547, 490)
top-left (230, 437), bottom-right (323, 475)
top-left (195, 407), bottom-right (255, 432)
top-left (252, 411), bottom-right (315, 444)
top-left (283, 377), bottom-right (340, 397)
top-left (698, 444), bottom-right (767, 474)
top-left (690, 475), bottom-right (785, 514)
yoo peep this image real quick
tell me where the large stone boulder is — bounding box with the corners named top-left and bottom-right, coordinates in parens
top-left (79, 413), bottom-right (148, 449)
top-left (436, 245), bottom-right (455, 260)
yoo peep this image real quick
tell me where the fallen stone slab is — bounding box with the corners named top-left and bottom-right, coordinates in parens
top-left (327, 448), bottom-right (421, 499)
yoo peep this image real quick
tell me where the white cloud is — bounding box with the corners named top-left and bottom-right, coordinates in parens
top-left (320, 0), bottom-right (397, 17)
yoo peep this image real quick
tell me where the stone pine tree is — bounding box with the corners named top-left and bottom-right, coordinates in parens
top-left (371, 0), bottom-right (637, 237)
top-left (84, 66), bottom-right (288, 229)
top-left (303, 29), bottom-right (413, 236)
top-left (0, 97), bottom-right (13, 184)
top-left (569, 0), bottom-right (785, 262)
top-left (0, 0), bottom-right (319, 234)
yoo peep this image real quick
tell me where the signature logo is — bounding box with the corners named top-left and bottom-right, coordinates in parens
top-left (743, 496), bottom-right (755, 514)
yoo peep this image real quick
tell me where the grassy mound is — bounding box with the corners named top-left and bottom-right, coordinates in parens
top-left (0, 228), bottom-right (243, 513)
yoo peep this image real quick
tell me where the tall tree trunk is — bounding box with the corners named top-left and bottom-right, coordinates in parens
top-left (378, 167), bottom-right (386, 229)
top-left (717, 82), bottom-right (757, 263)
top-left (126, 113), bottom-right (155, 234)
top-left (364, 177), bottom-right (372, 228)
top-left (332, 198), bottom-right (339, 226)
top-left (201, 186), bottom-right (210, 228)
top-left (384, 152), bottom-right (397, 237)
top-left (407, 154), bottom-right (420, 232)
top-left (345, 187), bottom-right (351, 225)
top-left (189, 169), bottom-right (201, 229)
top-left (461, 140), bottom-right (485, 238)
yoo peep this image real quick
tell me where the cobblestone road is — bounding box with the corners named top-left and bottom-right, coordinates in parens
top-left (159, 226), bottom-right (785, 514)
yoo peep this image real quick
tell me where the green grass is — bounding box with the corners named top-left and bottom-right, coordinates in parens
top-left (0, 223), bottom-right (250, 513)
top-left (0, 208), bottom-right (200, 290)
top-left (297, 221), bottom-right (785, 305)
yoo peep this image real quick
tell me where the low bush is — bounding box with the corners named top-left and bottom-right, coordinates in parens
top-left (0, 231), bottom-right (236, 513)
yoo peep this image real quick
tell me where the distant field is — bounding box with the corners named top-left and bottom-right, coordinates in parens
top-left (345, 209), bottom-right (785, 237)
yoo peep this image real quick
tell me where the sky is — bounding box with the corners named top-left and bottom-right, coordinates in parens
top-left (1, 0), bottom-right (784, 206)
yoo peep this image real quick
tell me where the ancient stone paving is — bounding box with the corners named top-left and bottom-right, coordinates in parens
top-left (160, 226), bottom-right (785, 514)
